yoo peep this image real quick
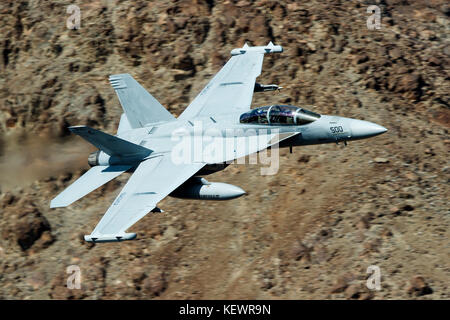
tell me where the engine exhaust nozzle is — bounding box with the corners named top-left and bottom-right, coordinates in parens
top-left (88, 150), bottom-right (100, 167)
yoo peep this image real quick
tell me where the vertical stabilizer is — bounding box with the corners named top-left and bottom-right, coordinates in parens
top-left (109, 74), bottom-right (175, 128)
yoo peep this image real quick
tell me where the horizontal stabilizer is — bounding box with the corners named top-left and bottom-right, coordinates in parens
top-left (50, 165), bottom-right (132, 208)
top-left (69, 126), bottom-right (151, 157)
top-left (84, 233), bottom-right (137, 243)
top-left (109, 73), bottom-right (175, 128)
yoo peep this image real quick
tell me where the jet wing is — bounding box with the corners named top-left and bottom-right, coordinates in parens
top-left (84, 155), bottom-right (205, 242)
top-left (178, 42), bottom-right (283, 120)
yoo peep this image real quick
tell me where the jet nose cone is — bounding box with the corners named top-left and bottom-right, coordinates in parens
top-left (350, 120), bottom-right (387, 139)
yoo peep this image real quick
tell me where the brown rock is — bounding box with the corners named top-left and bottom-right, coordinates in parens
top-left (33, 230), bottom-right (55, 250)
top-left (6, 117), bottom-right (17, 128)
top-left (313, 244), bottom-right (330, 263)
top-left (290, 240), bottom-right (311, 262)
top-left (390, 206), bottom-right (402, 216)
top-left (248, 15), bottom-right (270, 39)
top-left (0, 0), bottom-right (448, 301)
top-left (382, 228), bottom-right (393, 237)
top-left (356, 217), bottom-right (370, 230)
top-left (374, 157), bottom-right (389, 163)
top-left (297, 155), bottom-right (311, 163)
top-left (172, 54), bottom-right (195, 72)
top-left (0, 193), bottom-right (16, 208)
top-left (402, 204), bottom-right (414, 212)
top-left (428, 56), bottom-right (441, 67)
top-left (389, 48), bottom-right (402, 60)
top-left (405, 172), bottom-right (418, 181)
top-left (2, 202), bottom-right (52, 251)
top-left (131, 267), bottom-right (146, 285)
top-left (345, 283), bottom-right (374, 300)
top-left (395, 73), bottom-right (423, 99)
top-left (330, 273), bottom-right (355, 294)
top-left (363, 239), bottom-right (381, 254)
top-left (407, 276), bottom-right (433, 296)
top-left (353, 54), bottom-right (369, 65)
top-left (26, 271), bottom-right (46, 290)
top-left (142, 270), bottom-right (167, 297)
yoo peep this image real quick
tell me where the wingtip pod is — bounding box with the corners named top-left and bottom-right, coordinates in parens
top-left (231, 42), bottom-right (283, 56)
top-left (84, 232), bottom-right (137, 243)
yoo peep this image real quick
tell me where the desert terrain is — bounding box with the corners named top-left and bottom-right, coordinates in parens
top-left (0, 0), bottom-right (448, 299)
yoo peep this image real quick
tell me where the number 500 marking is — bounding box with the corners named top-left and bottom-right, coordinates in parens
top-left (330, 126), bottom-right (344, 134)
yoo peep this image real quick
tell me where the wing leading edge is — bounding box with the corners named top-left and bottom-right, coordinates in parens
top-left (178, 42), bottom-right (283, 120)
top-left (84, 155), bottom-right (205, 242)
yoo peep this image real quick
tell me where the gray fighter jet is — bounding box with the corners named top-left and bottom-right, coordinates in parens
top-left (50, 42), bottom-right (386, 242)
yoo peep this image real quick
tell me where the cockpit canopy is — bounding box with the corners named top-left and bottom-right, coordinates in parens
top-left (239, 105), bottom-right (321, 125)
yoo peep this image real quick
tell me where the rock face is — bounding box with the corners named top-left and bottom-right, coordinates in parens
top-left (141, 270), bottom-right (167, 297)
top-left (0, 0), bottom-right (449, 300)
top-left (1, 197), bottom-right (54, 251)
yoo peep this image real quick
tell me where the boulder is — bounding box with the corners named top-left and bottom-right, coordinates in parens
top-left (1, 201), bottom-right (54, 251)
top-left (142, 270), bottom-right (167, 297)
top-left (407, 276), bottom-right (433, 296)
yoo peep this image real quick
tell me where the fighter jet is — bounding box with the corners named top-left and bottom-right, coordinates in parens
top-left (50, 42), bottom-right (387, 242)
